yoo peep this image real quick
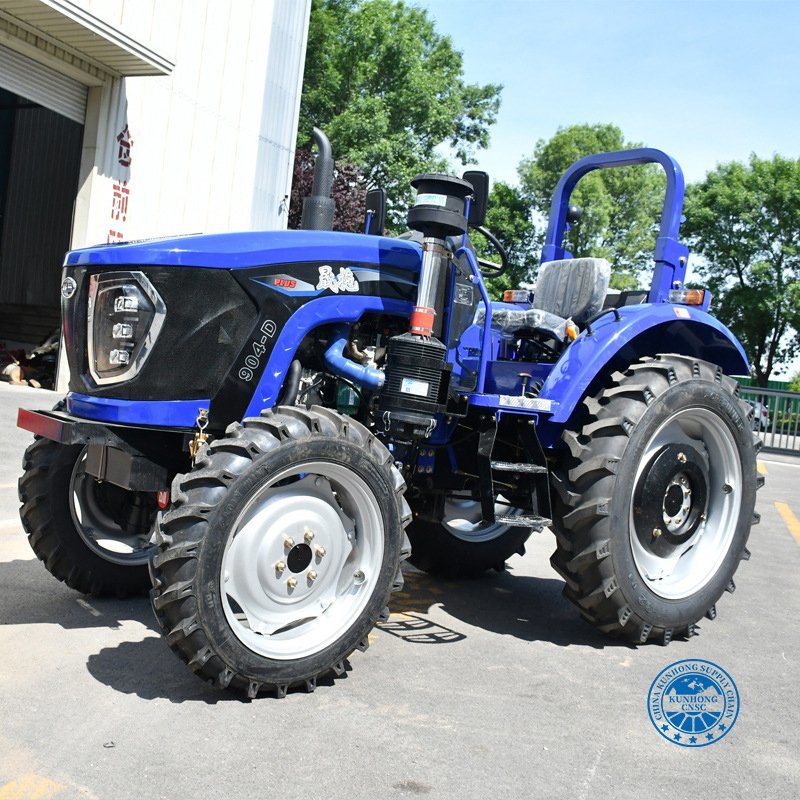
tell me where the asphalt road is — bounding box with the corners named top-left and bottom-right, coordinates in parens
top-left (0, 383), bottom-right (798, 800)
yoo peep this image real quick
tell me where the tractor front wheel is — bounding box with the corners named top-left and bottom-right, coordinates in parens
top-left (551, 355), bottom-right (761, 644)
top-left (149, 407), bottom-right (411, 697)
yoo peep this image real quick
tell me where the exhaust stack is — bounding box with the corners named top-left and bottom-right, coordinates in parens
top-left (301, 127), bottom-right (336, 231)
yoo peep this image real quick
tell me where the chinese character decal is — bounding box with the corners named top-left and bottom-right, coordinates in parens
top-left (116, 125), bottom-right (134, 167)
top-left (316, 266), bottom-right (360, 294)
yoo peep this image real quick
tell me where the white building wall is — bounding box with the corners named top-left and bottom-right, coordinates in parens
top-left (70, 0), bottom-right (310, 249)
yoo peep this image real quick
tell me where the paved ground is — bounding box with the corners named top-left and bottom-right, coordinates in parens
top-left (0, 383), bottom-right (798, 800)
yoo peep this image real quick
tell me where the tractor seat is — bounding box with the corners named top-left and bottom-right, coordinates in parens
top-left (532, 257), bottom-right (611, 325)
top-left (481, 257), bottom-right (611, 344)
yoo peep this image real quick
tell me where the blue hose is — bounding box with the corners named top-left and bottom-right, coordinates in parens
top-left (324, 324), bottom-right (384, 389)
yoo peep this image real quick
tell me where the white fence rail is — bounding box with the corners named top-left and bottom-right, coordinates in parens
top-left (738, 386), bottom-right (800, 453)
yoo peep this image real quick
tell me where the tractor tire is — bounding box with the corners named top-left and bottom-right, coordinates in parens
top-left (408, 498), bottom-right (531, 577)
top-left (149, 406), bottom-right (411, 698)
top-left (18, 437), bottom-right (154, 596)
top-left (550, 354), bottom-right (761, 644)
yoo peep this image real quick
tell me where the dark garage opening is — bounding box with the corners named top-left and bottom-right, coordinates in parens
top-left (0, 87), bottom-right (83, 350)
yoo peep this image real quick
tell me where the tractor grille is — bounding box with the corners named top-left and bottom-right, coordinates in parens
top-left (63, 265), bottom-right (257, 401)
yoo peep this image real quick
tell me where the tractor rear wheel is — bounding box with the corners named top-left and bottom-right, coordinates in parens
top-left (149, 406), bottom-right (411, 697)
top-left (550, 354), bottom-right (761, 644)
top-left (407, 497), bottom-right (531, 577)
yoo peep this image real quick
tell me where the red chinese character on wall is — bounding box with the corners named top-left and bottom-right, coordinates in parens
top-left (116, 124), bottom-right (133, 167)
top-left (111, 181), bottom-right (130, 222)
top-left (107, 229), bottom-right (124, 243)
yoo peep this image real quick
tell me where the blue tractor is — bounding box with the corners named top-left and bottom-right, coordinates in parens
top-left (18, 131), bottom-right (760, 697)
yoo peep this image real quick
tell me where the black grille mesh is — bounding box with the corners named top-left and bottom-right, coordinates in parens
top-left (65, 266), bottom-right (257, 401)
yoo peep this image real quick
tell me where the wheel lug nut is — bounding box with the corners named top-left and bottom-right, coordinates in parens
top-left (274, 560), bottom-right (285, 573)
top-left (304, 528), bottom-right (315, 543)
top-left (284, 536), bottom-right (294, 549)
top-left (652, 528), bottom-right (662, 538)
top-left (315, 546), bottom-right (326, 558)
top-left (308, 570), bottom-right (318, 582)
top-left (677, 452), bottom-right (687, 463)
top-left (287, 577), bottom-right (297, 589)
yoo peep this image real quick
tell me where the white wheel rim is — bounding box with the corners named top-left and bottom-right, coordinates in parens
top-left (442, 498), bottom-right (514, 543)
top-left (220, 460), bottom-right (384, 660)
top-left (628, 407), bottom-right (742, 600)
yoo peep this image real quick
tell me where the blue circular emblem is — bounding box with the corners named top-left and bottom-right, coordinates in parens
top-left (648, 659), bottom-right (739, 747)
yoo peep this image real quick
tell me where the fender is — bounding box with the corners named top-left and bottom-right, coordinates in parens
top-left (538, 303), bottom-right (749, 425)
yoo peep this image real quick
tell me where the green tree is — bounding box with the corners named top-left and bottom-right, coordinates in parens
top-left (518, 124), bottom-right (666, 290)
top-left (682, 155), bottom-right (800, 387)
top-left (473, 181), bottom-right (539, 296)
top-left (298, 0), bottom-right (501, 221)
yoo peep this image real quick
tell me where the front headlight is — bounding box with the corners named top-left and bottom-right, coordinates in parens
top-left (87, 271), bottom-right (166, 385)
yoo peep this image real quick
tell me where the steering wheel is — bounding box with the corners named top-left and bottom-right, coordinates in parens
top-left (472, 225), bottom-right (509, 278)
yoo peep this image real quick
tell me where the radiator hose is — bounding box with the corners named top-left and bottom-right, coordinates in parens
top-left (324, 324), bottom-right (384, 389)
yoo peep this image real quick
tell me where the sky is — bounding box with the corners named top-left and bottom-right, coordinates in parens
top-left (417, 0), bottom-right (799, 186)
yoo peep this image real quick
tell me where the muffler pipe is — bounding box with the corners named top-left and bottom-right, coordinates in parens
top-left (301, 127), bottom-right (336, 231)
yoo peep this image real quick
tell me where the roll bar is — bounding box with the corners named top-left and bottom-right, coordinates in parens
top-left (540, 148), bottom-right (690, 303)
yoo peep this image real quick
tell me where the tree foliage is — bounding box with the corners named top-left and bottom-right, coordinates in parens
top-left (288, 147), bottom-right (366, 232)
top-left (682, 155), bottom-right (800, 386)
top-left (472, 181), bottom-right (540, 296)
top-left (518, 124), bottom-right (665, 290)
top-left (298, 0), bottom-right (501, 221)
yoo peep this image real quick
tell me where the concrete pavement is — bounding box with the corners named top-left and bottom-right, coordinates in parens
top-left (0, 383), bottom-right (798, 800)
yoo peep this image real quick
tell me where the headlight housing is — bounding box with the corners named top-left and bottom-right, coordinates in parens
top-left (87, 271), bottom-right (166, 385)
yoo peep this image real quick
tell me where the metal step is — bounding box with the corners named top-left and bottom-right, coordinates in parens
top-left (496, 514), bottom-right (551, 529)
top-left (491, 460), bottom-right (548, 474)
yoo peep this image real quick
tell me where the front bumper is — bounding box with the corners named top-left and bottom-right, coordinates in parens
top-left (18, 407), bottom-right (190, 491)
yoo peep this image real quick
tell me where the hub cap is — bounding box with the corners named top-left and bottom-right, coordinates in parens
top-left (220, 461), bottom-right (384, 660)
top-left (629, 407), bottom-right (742, 599)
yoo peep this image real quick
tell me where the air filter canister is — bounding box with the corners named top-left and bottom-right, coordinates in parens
top-left (379, 333), bottom-right (450, 437)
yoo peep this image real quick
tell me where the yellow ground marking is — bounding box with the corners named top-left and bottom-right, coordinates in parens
top-left (757, 461), bottom-right (768, 476)
top-left (775, 502), bottom-right (800, 546)
top-left (760, 458), bottom-right (800, 469)
top-left (0, 774), bottom-right (65, 800)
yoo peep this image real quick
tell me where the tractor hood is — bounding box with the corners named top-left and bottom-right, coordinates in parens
top-left (64, 229), bottom-right (423, 272)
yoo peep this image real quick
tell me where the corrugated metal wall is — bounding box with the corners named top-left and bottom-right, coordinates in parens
top-left (0, 43), bottom-right (87, 124)
top-left (251, 0), bottom-right (311, 230)
top-left (0, 106), bottom-right (83, 307)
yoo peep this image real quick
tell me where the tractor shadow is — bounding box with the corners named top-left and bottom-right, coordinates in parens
top-left (2, 554), bottom-right (630, 704)
top-left (0, 557), bottom-right (157, 631)
top-left (380, 566), bottom-right (615, 650)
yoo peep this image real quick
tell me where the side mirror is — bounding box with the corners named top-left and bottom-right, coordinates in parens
top-left (462, 170), bottom-right (489, 227)
top-left (364, 188), bottom-right (386, 235)
top-left (566, 204), bottom-right (583, 225)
